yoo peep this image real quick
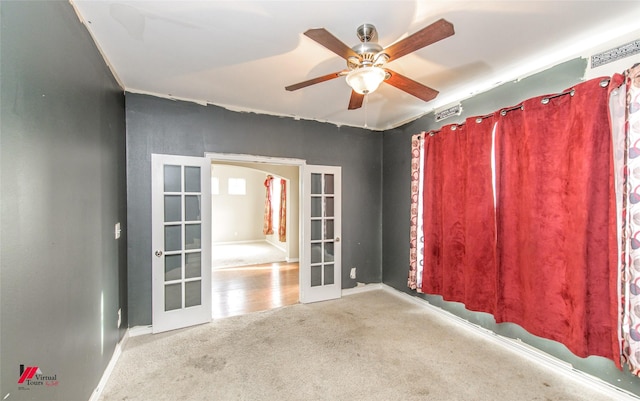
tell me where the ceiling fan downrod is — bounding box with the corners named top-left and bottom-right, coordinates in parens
top-left (350, 24), bottom-right (388, 69)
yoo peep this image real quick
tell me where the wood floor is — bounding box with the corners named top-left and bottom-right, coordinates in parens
top-left (211, 262), bottom-right (299, 319)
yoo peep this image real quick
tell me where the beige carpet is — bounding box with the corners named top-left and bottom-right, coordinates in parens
top-left (212, 241), bottom-right (286, 269)
top-left (100, 289), bottom-right (629, 401)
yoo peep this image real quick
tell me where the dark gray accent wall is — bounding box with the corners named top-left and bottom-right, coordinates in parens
top-left (382, 58), bottom-right (640, 394)
top-left (125, 94), bottom-right (382, 326)
top-left (1, 2), bottom-right (127, 400)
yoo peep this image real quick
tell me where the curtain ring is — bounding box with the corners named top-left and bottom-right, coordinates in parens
top-left (541, 98), bottom-right (549, 105)
top-left (476, 117), bottom-right (483, 123)
top-left (600, 78), bottom-right (610, 87)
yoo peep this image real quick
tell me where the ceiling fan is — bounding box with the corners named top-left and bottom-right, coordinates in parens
top-left (285, 19), bottom-right (455, 110)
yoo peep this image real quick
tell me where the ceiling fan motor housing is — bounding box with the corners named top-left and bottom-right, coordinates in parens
top-left (351, 24), bottom-right (387, 69)
top-left (356, 23), bottom-right (378, 42)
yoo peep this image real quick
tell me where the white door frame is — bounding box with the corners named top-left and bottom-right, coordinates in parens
top-left (205, 152), bottom-right (306, 299)
top-left (205, 152), bottom-right (342, 305)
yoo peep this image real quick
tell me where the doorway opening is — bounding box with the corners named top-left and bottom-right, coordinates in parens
top-left (207, 154), bottom-right (303, 319)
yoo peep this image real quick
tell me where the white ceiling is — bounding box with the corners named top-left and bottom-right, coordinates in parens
top-left (71, 1), bottom-right (640, 131)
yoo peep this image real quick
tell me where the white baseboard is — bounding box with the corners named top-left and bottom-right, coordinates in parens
top-left (129, 325), bottom-right (153, 337)
top-left (212, 239), bottom-right (266, 246)
top-left (285, 257), bottom-right (299, 263)
top-left (380, 284), bottom-right (640, 401)
top-left (342, 283), bottom-right (383, 296)
top-left (88, 330), bottom-right (130, 401)
top-left (264, 238), bottom-right (287, 252)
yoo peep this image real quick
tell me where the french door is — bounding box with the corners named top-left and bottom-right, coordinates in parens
top-left (151, 154), bottom-right (211, 333)
top-left (300, 165), bottom-right (342, 303)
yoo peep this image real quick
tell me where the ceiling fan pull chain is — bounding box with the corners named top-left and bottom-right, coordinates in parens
top-left (364, 94), bottom-right (369, 128)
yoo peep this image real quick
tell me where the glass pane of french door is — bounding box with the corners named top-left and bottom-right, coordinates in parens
top-left (163, 164), bottom-right (203, 311)
top-left (310, 173), bottom-right (335, 287)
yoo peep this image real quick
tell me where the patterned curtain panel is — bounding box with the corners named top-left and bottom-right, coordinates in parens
top-left (279, 178), bottom-right (287, 242)
top-left (263, 175), bottom-right (274, 235)
top-left (408, 133), bottom-right (424, 291)
top-left (618, 64), bottom-right (640, 374)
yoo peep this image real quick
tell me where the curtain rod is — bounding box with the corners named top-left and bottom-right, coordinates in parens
top-left (475, 113), bottom-right (493, 123)
top-left (541, 88), bottom-right (575, 104)
top-left (420, 78), bottom-right (611, 135)
top-left (500, 104), bottom-right (524, 116)
top-left (500, 78), bottom-right (610, 114)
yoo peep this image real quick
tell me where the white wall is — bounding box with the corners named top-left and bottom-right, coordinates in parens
top-left (211, 164), bottom-right (266, 242)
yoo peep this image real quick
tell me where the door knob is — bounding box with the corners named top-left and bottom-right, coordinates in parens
top-left (155, 250), bottom-right (163, 257)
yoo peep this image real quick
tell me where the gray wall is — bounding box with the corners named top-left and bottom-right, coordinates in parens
top-left (381, 58), bottom-right (640, 394)
top-left (0, 2), bottom-right (127, 400)
top-left (126, 94), bottom-right (382, 326)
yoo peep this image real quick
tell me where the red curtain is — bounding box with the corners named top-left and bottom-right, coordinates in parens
top-left (494, 77), bottom-right (618, 362)
top-left (279, 178), bottom-right (287, 242)
top-left (263, 175), bottom-right (274, 235)
top-left (421, 117), bottom-right (497, 313)
top-left (418, 76), bottom-right (619, 363)
top-left (439, 123), bottom-right (467, 302)
top-left (463, 115), bottom-right (498, 314)
top-left (421, 128), bottom-right (444, 295)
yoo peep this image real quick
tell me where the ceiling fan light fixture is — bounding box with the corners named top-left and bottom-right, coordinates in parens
top-left (346, 66), bottom-right (386, 95)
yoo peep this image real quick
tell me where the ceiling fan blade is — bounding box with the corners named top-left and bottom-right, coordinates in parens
top-left (383, 19), bottom-right (454, 62)
top-left (304, 28), bottom-right (359, 60)
top-left (384, 69), bottom-right (439, 102)
top-left (348, 91), bottom-right (364, 110)
top-left (285, 71), bottom-right (345, 91)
